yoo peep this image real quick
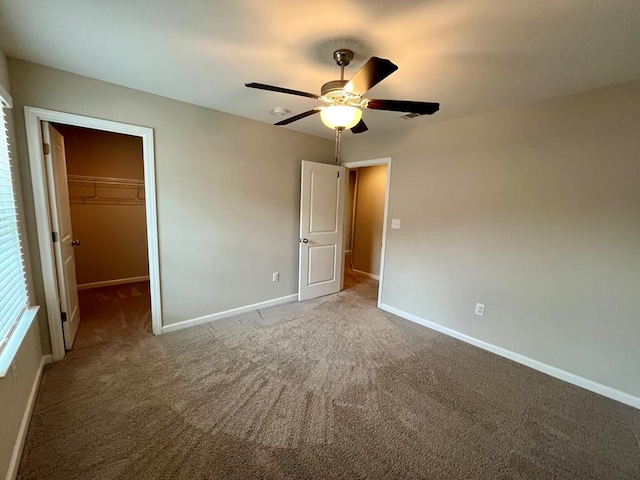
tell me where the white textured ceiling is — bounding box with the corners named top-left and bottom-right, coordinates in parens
top-left (1, 0), bottom-right (639, 140)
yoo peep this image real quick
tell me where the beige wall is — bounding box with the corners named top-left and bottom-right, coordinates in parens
top-left (344, 80), bottom-right (640, 398)
top-left (0, 53), bottom-right (10, 94)
top-left (55, 124), bottom-right (144, 179)
top-left (8, 59), bottom-right (335, 336)
top-left (0, 318), bottom-right (42, 478)
top-left (0, 49), bottom-right (44, 480)
top-left (53, 125), bottom-right (148, 285)
top-left (343, 170), bottom-right (357, 251)
top-left (352, 165), bottom-right (387, 277)
top-left (69, 205), bottom-right (149, 285)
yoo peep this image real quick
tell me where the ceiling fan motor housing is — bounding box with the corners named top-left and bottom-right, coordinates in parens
top-left (321, 80), bottom-right (360, 104)
top-left (333, 49), bottom-right (354, 67)
top-left (321, 79), bottom-right (347, 97)
top-left (320, 50), bottom-right (360, 105)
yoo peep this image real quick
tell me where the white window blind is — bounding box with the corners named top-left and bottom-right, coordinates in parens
top-left (0, 104), bottom-right (29, 356)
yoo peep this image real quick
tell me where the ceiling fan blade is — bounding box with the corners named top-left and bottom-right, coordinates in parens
top-left (274, 108), bottom-right (321, 126)
top-left (364, 99), bottom-right (440, 115)
top-left (245, 82), bottom-right (319, 100)
top-left (350, 118), bottom-right (368, 134)
top-left (344, 57), bottom-right (398, 95)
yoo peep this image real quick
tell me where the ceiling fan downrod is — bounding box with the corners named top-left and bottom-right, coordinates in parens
top-left (333, 49), bottom-right (354, 81)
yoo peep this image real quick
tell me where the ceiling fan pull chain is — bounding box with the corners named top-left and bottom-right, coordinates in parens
top-left (334, 127), bottom-right (344, 163)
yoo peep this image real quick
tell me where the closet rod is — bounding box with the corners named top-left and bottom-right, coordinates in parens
top-left (67, 174), bottom-right (144, 185)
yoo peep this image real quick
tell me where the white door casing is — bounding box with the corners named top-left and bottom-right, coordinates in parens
top-left (42, 122), bottom-right (81, 349)
top-left (25, 107), bottom-right (161, 362)
top-left (298, 161), bottom-right (346, 301)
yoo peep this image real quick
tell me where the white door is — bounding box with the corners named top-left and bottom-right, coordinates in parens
top-left (298, 161), bottom-right (346, 301)
top-left (42, 122), bottom-right (81, 349)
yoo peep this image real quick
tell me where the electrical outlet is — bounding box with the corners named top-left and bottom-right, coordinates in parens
top-left (11, 360), bottom-right (18, 384)
top-left (391, 219), bottom-right (401, 229)
top-left (272, 272), bottom-right (279, 282)
top-left (475, 303), bottom-right (485, 316)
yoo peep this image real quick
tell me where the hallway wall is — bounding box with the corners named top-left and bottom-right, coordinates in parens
top-left (343, 170), bottom-right (357, 251)
top-left (352, 165), bottom-right (387, 277)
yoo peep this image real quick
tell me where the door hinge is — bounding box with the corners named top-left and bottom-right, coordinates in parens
top-left (61, 312), bottom-right (67, 323)
top-left (43, 143), bottom-right (50, 155)
top-left (337, 171), bottom-right (340, 178)
top-left (52, 231), bottom-right (59, 243)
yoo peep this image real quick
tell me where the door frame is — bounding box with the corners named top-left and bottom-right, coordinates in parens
top-left (342, 157), bottom-right (391, 308)
top-left (24, 107), bottom-right (162, 361)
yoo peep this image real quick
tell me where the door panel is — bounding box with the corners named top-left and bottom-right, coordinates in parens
top-left (308, 245), bottom-right (337, 285)
top-left (309, 170), bottom-right (339, 233)
top-left (299, 161), bottom-right (345, 301)
top-left (42, 122), bottom-right (81, 350)
top-left (64, 255), bottom-right (79, 324)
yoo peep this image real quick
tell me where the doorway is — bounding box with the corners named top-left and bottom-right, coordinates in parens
top-left (25, 108), bottom-right (161, 362)
top-left (51, 123), bottom-right (151, 350)
top-left (342, 158), bottom-right (391, 307)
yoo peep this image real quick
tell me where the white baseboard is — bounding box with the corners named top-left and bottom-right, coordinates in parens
top-left (379, 303), bottom-right (640, 410)
top-left (353, 268), bottom-right (380, 281)
top-left (77, 275), bottom-right (150, 290)
top-left (162, 294), bottom-right (298, 334)
top-left (6, 354), bottom-right (52, 480)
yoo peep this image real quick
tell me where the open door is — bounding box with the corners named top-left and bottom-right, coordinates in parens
top-left (42, 122), bottom-right (81, 349)
top-left (298, 160), bottom-right (346, 301)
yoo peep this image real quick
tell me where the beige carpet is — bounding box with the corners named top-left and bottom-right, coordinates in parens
top-left (18, 274), bottom-right (640, 479)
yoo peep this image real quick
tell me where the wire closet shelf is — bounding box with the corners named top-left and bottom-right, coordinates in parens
top-left (67, 175), bottom-right (145, 205)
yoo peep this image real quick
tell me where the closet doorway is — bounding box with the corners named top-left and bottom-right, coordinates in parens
top-left (51, 123), bottom-right (150, 349)
top-left (25, 108), bottom-right (161, 362)
top-left (342, 158), bottom-right (391, 306)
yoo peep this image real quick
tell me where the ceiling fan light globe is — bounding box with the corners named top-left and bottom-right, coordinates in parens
top-left (320, 105), bottom-right (362, 130)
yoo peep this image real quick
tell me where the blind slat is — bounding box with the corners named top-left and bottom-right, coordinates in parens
top-left (0, 105), bottom-right (29, 356)
top-left (0, 284), bottom-right (27, 322)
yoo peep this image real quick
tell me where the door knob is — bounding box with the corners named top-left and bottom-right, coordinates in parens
top-left (301, 238), bottom-right (309, 243)
top-left (71, 239), bottom-right (81, 247)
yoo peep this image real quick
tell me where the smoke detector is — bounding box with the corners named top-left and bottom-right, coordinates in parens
top-left (270, 107), bottom-right (291, 116)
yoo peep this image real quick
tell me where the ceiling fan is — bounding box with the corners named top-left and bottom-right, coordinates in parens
top-left (245, 48), bottom-right (440, 136)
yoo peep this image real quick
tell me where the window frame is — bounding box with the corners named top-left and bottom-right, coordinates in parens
top-left (0, 85), bottom-right (39, 378)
